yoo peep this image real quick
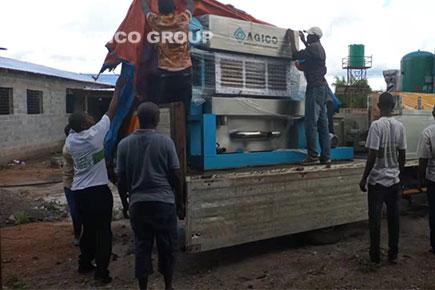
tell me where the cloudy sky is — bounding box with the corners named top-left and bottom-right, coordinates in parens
top-left (1, 0), bottom-right (434, 90)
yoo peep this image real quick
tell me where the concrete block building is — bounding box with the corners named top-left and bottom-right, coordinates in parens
top-left (0, 57), bottom-right (117, 164)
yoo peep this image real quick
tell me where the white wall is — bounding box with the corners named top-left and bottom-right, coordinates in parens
top-left (0, 70), bottom-right (107, 164)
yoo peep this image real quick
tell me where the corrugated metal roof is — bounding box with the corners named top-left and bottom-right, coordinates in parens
top-left (0, 56), bottom-right (115, 87)
top-left (83, 73), bottom-right (119, 86)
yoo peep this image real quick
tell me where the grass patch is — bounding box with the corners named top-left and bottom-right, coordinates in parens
top-left (44, 200), bottom-right (61, 212)
top-left (15, 211), bottom-right (32, 225)
top-left (6, 275), bottom-right (28, 289)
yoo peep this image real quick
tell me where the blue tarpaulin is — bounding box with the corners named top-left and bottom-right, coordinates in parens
top-left (104, 62), bottom-right (136, 163)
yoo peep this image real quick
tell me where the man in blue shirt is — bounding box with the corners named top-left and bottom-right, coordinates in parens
top-left (117, 102), bottom-right (184, 290)
top-left (292, 27), bottom-right (331, 165)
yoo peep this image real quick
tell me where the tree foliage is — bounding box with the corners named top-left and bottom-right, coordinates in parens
top-left (333, 76), bottom-right (373, 108)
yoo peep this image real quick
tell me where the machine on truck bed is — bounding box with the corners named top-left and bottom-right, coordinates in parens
top-left (186, 15), bottom-right (353, 171)
top-left (170, 15), bottom-right (367, 253)
top-left (178, 16), bottom-right (435, 253)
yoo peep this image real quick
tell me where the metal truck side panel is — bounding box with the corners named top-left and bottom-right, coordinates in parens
top-left (185, 163), bottom-right (367, 253)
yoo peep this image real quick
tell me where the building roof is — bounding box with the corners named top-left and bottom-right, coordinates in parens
top-left (82, 73), bottom-right (119, 86)
top-left (0, 56), bottom-right (116, 87)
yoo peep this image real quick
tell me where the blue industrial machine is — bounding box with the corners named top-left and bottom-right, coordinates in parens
top-left (187, 15), bottom-right (353, 171)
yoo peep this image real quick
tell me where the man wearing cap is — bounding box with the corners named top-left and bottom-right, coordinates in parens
top-left (292, 27), bottom-right (331, 165)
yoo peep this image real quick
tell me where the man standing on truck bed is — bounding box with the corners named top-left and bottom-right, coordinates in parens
top-left (66, 77), bottom-right (123, 284)
top-left (292, 27), bottom-right (331, 165)
top-left (359, 92), bottom-right (407, 265)
top-left (117, 102), bottom-right (184, 290)
top-left (417, 105), bottom-right (435, 253)
top-left (143, 0), bottom-right (194, 119)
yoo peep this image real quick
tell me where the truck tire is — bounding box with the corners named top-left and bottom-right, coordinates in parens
top-left (303, 227), bottom-right (342, 245)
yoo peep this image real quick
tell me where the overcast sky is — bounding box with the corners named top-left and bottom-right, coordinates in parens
top-left (1, 0), bottom-right (434, 90)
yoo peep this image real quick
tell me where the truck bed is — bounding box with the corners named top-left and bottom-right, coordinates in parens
top-left (185, 161), bottom-right (368, 253)
top-left (160, 105), bottom-right (419, 253)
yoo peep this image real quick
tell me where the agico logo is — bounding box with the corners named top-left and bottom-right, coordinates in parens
top-left (233, 27), bottom-right (278, 45)
top-left (234, 27), bottom-right (247, 42)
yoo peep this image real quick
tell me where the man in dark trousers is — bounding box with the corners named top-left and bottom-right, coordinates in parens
top-left (292, 27), bottom-right (331, 165)
top-left (359, 92), bottom-right (407, 265)
top-left (66, 77), bottom-right (123, 284)
top-left (117, 102), bottom-right (184, 290)
top-left (417, 105), bottom-right (435, 253)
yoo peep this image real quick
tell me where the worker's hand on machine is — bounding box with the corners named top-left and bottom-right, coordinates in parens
top-left (284, 29), bottom-right (293, 40)
top-left (299, 31), bottom-right (306, 42)
top-left (359, 178), bottom-right (368, 192)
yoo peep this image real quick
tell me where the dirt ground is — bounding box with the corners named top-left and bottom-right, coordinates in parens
top-left (2, 156), bottom-right (435, 289)
top-left (0, 156), bottom-right (66, 226)
top-left (0, 156), bottom-right (123, 227)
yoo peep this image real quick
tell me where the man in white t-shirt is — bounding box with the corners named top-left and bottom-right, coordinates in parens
top-left (66, 77), bottom-right (123, 284)
top-left (417, 105), bottom-right (435, 253)
top-left (359, 92), bottom-right (407, 265)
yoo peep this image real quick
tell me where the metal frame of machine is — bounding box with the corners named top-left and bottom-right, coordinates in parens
top-left (189, 113), bottom-right (354, 170)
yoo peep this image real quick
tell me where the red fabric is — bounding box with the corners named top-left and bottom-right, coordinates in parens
top-left (102, 0), bottom-right (269, 69)
top-left (103, 0), bottom-right (147, 69)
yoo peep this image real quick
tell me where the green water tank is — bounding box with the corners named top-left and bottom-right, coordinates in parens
top-left (348, 44), bottom-right (365, 68)
top-left (400, 50), bottom-right (433, 93)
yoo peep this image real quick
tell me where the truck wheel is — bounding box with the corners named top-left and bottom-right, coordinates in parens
top-left (303, 227), bottom-right (342, 245)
